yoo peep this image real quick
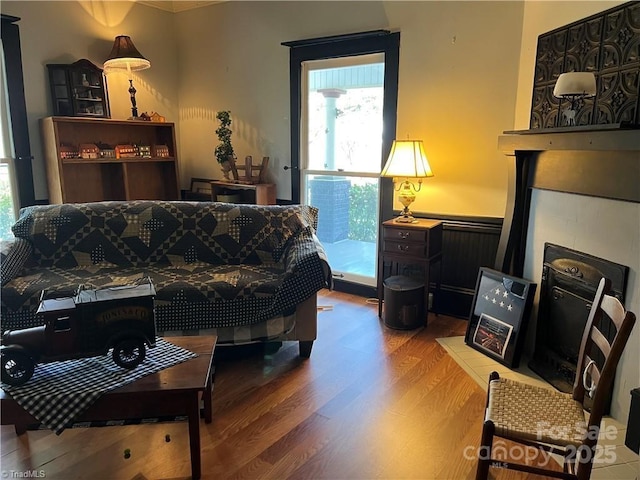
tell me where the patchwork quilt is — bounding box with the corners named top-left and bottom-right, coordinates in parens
top-left (1, 201), bottom-right (331, 336)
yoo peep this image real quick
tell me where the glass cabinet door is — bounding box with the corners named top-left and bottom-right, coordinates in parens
top-left (47, 59), bottom-right (110, 118)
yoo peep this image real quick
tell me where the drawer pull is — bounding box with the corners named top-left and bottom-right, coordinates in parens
top-left (397, 244), bottom-right (409, 252)
top-left (398, 232), bottom-right (409, 239)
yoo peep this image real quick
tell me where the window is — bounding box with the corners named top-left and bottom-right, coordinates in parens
top-left (283, 31), bottom-right (400, 294)
top-left (0, 38), bottom-right (18, 240)
top-left (301, 55), bottom-right (385, 286)
top-left (1, 14), bottom-right (35, 220)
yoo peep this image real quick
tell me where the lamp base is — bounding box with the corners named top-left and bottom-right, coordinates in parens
top-left (394, 215), bottom-right (418, 224)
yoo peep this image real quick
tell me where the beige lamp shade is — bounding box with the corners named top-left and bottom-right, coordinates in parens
top-left (381, 140), bottom-right (434, 178)
top-left (381, 139), bottom-right (434, 223)
top-left (553, 72), bottom-right (596, 98)
top-left (103, 35), bottom-right (151, 74)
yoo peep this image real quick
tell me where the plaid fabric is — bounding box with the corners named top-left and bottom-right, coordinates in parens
top-left (0, 338), bottom-right (197, 435)
top-left (11, 202), bottom-right (310, 268)
top-left (157, 311), bottom-right (296, 344)
top-left (1, 239), bottom-right (32, 286)
top-left (2, 201), bottom-right (331, 334)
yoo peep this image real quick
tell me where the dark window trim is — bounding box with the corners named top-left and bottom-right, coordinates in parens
top-left (2, 14), bottom-right (36, 208)
top-left (281, 29), bottom-right (392, 48)
top-left (282, 30), bottom-right (399, 223)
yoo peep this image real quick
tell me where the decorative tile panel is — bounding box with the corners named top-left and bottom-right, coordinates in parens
top-left (530, 1), bottom-right (640, 129)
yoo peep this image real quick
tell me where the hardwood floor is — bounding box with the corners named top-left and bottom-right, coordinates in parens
top-left (1, 290), bottom-right (553, 479)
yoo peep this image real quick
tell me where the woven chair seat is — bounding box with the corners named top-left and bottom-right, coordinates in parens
top-left (476, 278), bottom-right (636, 480)
top-left (487, 377), bottom-right (587, 447)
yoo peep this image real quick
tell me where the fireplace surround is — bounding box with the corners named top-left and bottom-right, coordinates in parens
top-left (495, 127), bottom-right (639, 277)
top-left (530, 242), bottom-right (629, 397)
top-left (494, 127), bottom-right (639, 419)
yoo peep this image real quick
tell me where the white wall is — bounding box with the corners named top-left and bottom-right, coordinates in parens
top-left (2, 0), bottom-right (628, 214)
top-left (524, 191), bottom-right (640, 425)
top-left (514, 0), bottom-right (638, 425)
top-left (514, 0), bottom-right (627, 129)
top-left (4, 0), bottom-right (635, 422)
top-left (2, 1), bottom-right (181, 200)
top-left (174, 1), bottom-right (524, 217)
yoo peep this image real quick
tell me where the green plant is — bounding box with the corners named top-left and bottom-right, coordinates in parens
top-left (0, 190), bottom-right (14, 240)
top-left (214, 110), bottom-right (235, 165)
top-left (348, 183), bottom-right (378, 242)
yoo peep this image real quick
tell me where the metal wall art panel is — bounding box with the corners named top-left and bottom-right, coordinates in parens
top-left (530, 1), bottom-right (640, 129)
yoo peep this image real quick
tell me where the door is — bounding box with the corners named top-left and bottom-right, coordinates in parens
top-left (301, 55), bottom-right (384, 287)
top-left (283, 31), bottom-right (399, 292)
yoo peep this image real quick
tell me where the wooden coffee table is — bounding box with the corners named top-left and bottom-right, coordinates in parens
top-left (0, 335), bottom-right (216, 480)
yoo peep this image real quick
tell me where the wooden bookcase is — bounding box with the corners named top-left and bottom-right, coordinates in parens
top-left (40, 116), bottom-right (180, 203)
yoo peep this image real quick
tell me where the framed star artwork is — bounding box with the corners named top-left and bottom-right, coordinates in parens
top-left (464, 267), bottom-right (537, 368)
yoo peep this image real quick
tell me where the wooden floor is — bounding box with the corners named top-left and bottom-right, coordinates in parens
top-left (1, 290), bottom-right (555, 479)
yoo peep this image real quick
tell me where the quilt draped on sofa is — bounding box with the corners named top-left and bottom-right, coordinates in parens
top-left (1, 201), bottom-right (330, 333)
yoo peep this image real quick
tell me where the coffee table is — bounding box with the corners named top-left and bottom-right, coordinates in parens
top-left (0, 335), bottom-right (217, 480)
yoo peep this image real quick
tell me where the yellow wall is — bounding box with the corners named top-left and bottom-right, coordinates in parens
top-left (174, 1), bottom-right (524, 218)
top-left (1, 0), bottom-right (627, 216)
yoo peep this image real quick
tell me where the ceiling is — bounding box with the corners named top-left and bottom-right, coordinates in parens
top-left (137, 1), bottom-right (220, 13)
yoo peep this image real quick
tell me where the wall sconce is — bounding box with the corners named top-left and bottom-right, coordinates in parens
top-left (553, 72), bottom-right (596, 126)
top-left (380, 139), bottom-right (434, 223)
top-left (103, 35), bottom-right (151, 119)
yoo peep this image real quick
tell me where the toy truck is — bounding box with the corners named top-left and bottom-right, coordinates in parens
top-left (1, 279), bottom-right (156, 386)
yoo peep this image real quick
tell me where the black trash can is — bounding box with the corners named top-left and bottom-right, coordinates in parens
top-left (625, 388), bottom-right (640, 454)
top-left (383, 275), bottom-right (425, 330)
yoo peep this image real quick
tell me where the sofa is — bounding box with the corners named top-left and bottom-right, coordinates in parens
top-left (0, 201), bottom-right (331, 357)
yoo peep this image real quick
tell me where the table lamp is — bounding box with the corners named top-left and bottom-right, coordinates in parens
top-left (103, 35), bottom-right (151, 119)
top-left (553, 72), bottom-right (596, 126)
top-left (381, 139), bottom-right (434, 223)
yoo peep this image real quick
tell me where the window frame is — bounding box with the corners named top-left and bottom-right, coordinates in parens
top-left (1, 14), bottom-right (35, 209)
top-left (282, 30), bottom-right (399, 224)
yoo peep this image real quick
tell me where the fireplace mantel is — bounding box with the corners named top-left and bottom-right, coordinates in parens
top-left (499, 127), bottom-right (640, 154)
top-left (495, 127), bottom-right (640, 276)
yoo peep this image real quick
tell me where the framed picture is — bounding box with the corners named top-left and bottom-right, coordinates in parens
top-left (184, 178), bottom-right (214, 201)
top-left (464, 267), bottom-right (537, 368)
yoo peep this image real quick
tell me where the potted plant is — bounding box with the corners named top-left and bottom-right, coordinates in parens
top-left (214, 110), bottom-right (236, 180)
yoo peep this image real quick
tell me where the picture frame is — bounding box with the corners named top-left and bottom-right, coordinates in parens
top-left (464, 267), bottom-right (537, 368)
top-left (184, 178), bottom-right (214, 201)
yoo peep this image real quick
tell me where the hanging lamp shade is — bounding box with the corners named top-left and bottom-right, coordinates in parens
top-left (103, 35), bottom-right (150, 73)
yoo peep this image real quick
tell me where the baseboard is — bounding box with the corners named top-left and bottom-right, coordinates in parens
top-left (437, 285), bottom-right (474, 319)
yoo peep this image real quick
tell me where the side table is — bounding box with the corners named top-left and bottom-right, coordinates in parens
top-left (210, 180), bottom-right (276, 205)
top-left (377, 219), bottom-right (443, 321)
top-left (0, 336), bottom-right (217, 480)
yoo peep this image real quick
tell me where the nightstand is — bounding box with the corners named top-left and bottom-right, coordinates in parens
top-left (377, 218), bottom-right (443, 321)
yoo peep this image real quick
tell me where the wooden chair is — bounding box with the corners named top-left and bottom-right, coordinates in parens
top-left (475, 277), bottom-right (636, 480)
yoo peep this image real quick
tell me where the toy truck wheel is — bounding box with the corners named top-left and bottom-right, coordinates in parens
top-left (1, 350), bottom-right (35, 386)
top-left (112, 338), bottom-right (146, 369)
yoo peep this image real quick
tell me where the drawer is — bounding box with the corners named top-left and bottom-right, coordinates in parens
top-left (384, 241), bottom-right (427, 258)
top-left (383, 227), bottom-right (428, 243)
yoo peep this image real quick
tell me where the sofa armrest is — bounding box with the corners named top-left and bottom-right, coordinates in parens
top-left (1, 238), bottom-right (33, 286)
top-left (283, 227), bottom-right (332, 289)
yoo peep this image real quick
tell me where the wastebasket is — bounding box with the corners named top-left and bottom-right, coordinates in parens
top-left (625, 388), bottom-right (640, 453)
top-left (383, 275), bottom-right (425, 330)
